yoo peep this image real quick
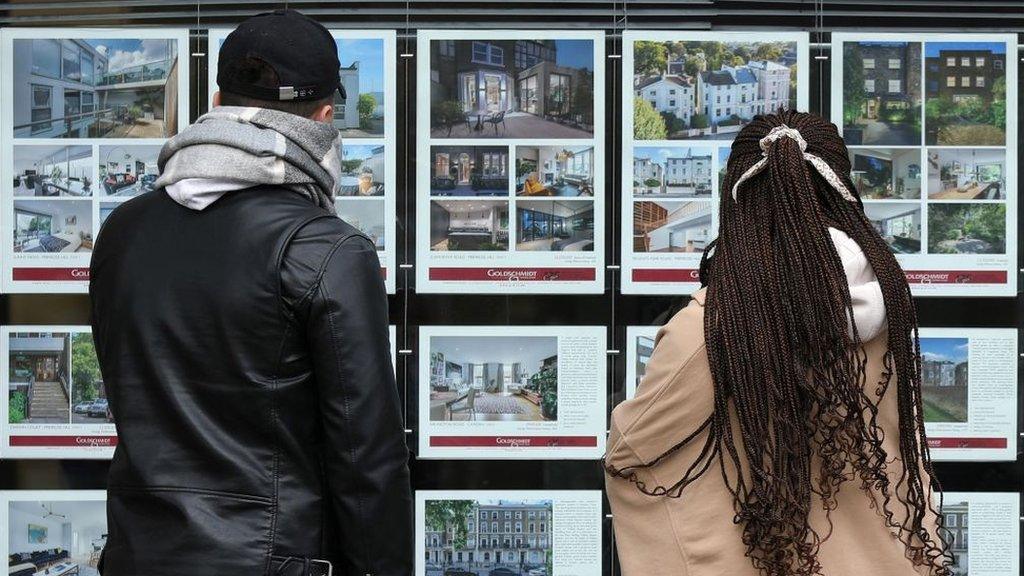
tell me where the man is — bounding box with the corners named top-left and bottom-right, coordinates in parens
top-left (90, 10), bottom-right (412, 576)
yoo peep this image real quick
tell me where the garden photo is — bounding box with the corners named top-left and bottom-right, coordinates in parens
top-left (924, 41), bottom-right (1007, 145)
top-left (841, 41), bottom-right (922, 145)
top-left (424, 498), bottom-right (553, 576)
top-left (13, 37), bottom-right (180, 138)
top-left (428, 336), bottom-right (558, 423)
top-left (927, 203), bottom-right (1006, 254)
top-left (429, 39), bottom-right (595, 138)
top-left (920, 337), bottom-right (969, 423)
top-left (633, 40), bottom-right (797, 140)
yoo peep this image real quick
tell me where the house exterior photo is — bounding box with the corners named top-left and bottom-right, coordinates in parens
top-left (335, 62), bottom-right (360, 129)
top-left (8, 332), bottom-right (71, 424)
top-left (424, 500), bottom-right (551, 573)
top-left (927, 49), bottom-right (1005, 102)
top-left (636, 75), bottom-right (695, 126)
top-left (942, 501), bottom-right (969, 575)
top-left (665, 151), bottom-right (712, 193)
top-left (857, 43), bottom-right (922, 119)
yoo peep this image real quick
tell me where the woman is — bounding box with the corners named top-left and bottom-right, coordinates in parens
top-left (605, 111), bottom-right (952, 576)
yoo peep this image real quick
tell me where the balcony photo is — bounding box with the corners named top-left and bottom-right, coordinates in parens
top-left (339, 144), bottom-right (385, 196)
top-left (849, 148), bottom-right (922, 200)
top-left (99, 144), bottom-right (160, 197)
top-left (920, 337), bottom-right (968, 423)
top-left (334, 198), bottom-right (386, 251)
top-left (864, 202), bottom-right (921, 254)
top-left (429, 39), bottom-right (595, 139)
top-left (516, 146), bottom-right (594, 197)
top-left (13, 200), bottom-right (93, 254)
top-left (334, 38), bottom-right (385, 138)
top-left (8, 499), bottom-right (106, 576)
top-left (633, 40), bottom-right (797, 140)
top-left (927, 203), bottom-right (1005, 255)
top-left (13, 145), bottom-right (94, 197)
top-left (430, 200), bottom-right (509, 251)
top-left (424, 499), bottom-right (552, 576)
top-left (13, 38), bottom-right (179, 139)
top-left (515, 200), bottom-right (594, 252)
top-left (924, 41), bottom-right (1007, 145)
top-left (7, 332), bottom-right (71, 425)
top-left (633, 201), bottom-right (712, 253)
top-left (633, 146), bottom-right (712, 198)
top-left (841, 42), bottom-right (922, 145)
top-left (926, 148), bottom-right (1005, 200)
top-left (430, 146), bottom-right (510, 197)
top-left (428, 336), bottom-right (558, 422)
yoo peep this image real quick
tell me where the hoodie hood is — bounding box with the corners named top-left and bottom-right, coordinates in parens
top-left (828, 226), bottom-right (886, 342)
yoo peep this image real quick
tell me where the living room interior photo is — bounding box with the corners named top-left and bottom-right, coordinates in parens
top-left (430, 200), bottom-right (509, 251)
top-left (8, 500), bottom-right (106, 576)
top-left (927, 148), bottom-right (1005, 200)
top-left (864, 202), bottom-right (922, 253)
top-left (13, 200), bottom-right (93, 253)
top-left (516, 145), bottom-right (594, 197)
top-left (13, 145), bottom-right (94, 198)
top-left (428, 335), bottom-right (558, 422)
top-left (99, 144), bottom-right (160, 197)
top-left (849, 148), bottom-right (922, 200)
top-left (633, 200), bottom-right (712, 253)
top-left (515, 200), bottom-right (594, 251)
top-left (334, 198), bottom-right (386, 251)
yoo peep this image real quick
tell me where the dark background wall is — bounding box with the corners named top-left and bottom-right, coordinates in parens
top-left (0, 1), bottom-right (1021, 574)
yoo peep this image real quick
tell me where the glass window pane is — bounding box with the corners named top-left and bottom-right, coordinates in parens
top-left (31, 39), bottom-right (61, 78)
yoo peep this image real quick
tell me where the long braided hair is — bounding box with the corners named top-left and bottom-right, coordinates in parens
top-left (608, 111), bottom-right (952, 576)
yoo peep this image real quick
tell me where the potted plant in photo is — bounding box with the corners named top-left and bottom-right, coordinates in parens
top-left (530, 365), bottom-right (558, 420)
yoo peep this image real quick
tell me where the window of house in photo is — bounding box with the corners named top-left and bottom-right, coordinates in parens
top-left (994, 59), bottom-right (1003, 70)
top-left (32, 39), bottom-right (61, 78)
top-left (865, 79), bottom-right (875, 92)
top-left (961, 76), bottom-right (970, 87)
top-left (888, 80), bottom-right (901, 93)
top-left (888, 58), bottom-right (901, 69)
top-left (30, 84), bottom-right (53, 135)
top-left (62, 40), bottom-right (81, 82)
top-left (81, 51), bottom-right (94, 85)
top-left (976, 76), bottom-right (985, 87)
top-left (549, 73), bottom-right (571, 115)
top-left (440, 39), bottom-right (455, 59)
top-left (863, 58), bottom-right (875, 69)
top-left (482, 152), bottom-right (505, 176)
top-left (946, 56), bottom-right (956, 66)
top-left (960, 56), bottom-right (970, 66)
top-left (946, 75), bottom-right (956, 87)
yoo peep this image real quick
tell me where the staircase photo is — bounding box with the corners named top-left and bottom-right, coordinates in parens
top-left (28, 380), bottom-right (71, 423)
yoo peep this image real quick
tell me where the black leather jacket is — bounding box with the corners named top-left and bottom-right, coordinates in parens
top-left (90, 186), bottom-right (412, 576)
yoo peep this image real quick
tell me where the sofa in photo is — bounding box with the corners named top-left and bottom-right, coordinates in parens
top-left (516, 146), bottom-right (594, 197)
top-left (7, 500), bottom-right (106, 576)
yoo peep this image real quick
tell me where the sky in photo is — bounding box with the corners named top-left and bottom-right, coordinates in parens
top-left (86, 38), bottom-right (176, 72)
top-left (718, 147), bottom-right (731, 171)
top-left (343, 144), bottom-right (383, 161)
top-left (920, 337), bottom-right (969, 363)
top-left (553, 39), bottom-right (594, 70)
top-left (336, 38), bottom-right (385, 95)
top-left (925, 41), bottom-right (1006, 57)
top-left (635, 146), bottom-right (713, 165)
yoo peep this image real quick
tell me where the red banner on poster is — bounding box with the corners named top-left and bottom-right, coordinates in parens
top-left (10, 435), bottom-right (117, 447)
top-left (430, 436), bottom-right (598, 448)
top-left (927, 437), bottom-right (1007, 449)
top-left (905, 270), bottom-right (1007, 284)
top-left (631, 268), bottom-right (701, 283)
top-left (429, 267), bottom-right (596, 282)
top-left (12, 267), bottom-right (90, 281)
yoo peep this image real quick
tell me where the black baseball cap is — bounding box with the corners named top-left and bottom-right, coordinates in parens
top-left (217, 9), bottom-right (346, 102)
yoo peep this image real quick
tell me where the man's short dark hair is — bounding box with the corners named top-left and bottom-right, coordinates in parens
top-left (218, 57), bottom-right (334, 118)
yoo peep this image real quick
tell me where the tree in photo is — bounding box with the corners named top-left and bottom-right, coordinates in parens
top-left (357, 93), bottom-right (377, 130)
top-left (634, 99), bottom-right (667, 140)
top-left (842, 44), bottom-right (866, 127)
top-left (928, 204), bottom-right (1005, 254)
top-left (424, 500), bottom-right (475, 551)
top-left (71, 332), bottom-right (101, 404)
top-left (754, 43), bottom-right (783, 62)
top-left (634, 41), bottom-right (668, 76)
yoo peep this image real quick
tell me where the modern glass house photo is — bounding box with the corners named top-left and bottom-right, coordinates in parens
top-left (516, 145), bottom-right (594, 197)
top-left (429, 39), bottom-right (595, 138)
top-left (429, 200), bottom-right (509, 251)
top-left (339, 144), bottom-right (385, 196)
top-left (427, 336), bottom-right (558, 422)
top-left (841, 41), bottom-right (922, 146)
top-left (7, 331), bottom-right (71, 425)
top-left (926, 148), bottom-right (1005, 200)
top-left (633, 40), bottom-right (797, 140)
top-left (632, 200), bottom-right (712, 253)
top-left (13, 37), bottom-right (179, 138)
top-left (633, 146), bottom-right (713, 197)
top-left (848, 148), bottom-right (922, 200)
top-left (863, 202), bottom-right (922, 254)
top-left (924, 41), bottom-right (1007, 145)
top-left (430, 145), bottom-right (510, 197)
top-left (7, 499), bottom-right (106, 576)
top-left (334, 38), bottom-right (385, 138)
top-left (98, 144), bottom-right (160, 197)
top-left (424, 499), bottom-right (552, 575)
top-left (334, 198), bottom-right (386, 251)
top-left (12, 145), bottom-right (94, 197)
top-left (515, 199), bottom-right (595, 251)
top-left (13, 199), bottom-right (93, 253)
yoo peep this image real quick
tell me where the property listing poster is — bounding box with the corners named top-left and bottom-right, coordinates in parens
top-left (620, 31), bottom-right (810, 294)
top-left (416, 31), bottom-right (605, 294)
top-left (938, 492), bottom-right (1020, 576)
top-left (0, 28), bottom-right (191, 293)
top-left (919, 327), bottom-right (1017, 461)
top-left (207, 30), bottom-right (398, 293)
top-left (418, 325), bottom-right (606, 459)
top-left (0, 327), bottom-right (114, 459)
top-left (831, 33), bottom-right (1017, 296)
top-left (417, 490), bottom-right (603, 576)
top-left (624, 325), bottom-right (659, 399)
top-left (1, 490), bottom-right (108, 575)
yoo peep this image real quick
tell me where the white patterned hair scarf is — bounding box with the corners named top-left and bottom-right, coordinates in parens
top-left (730, 124), bottom-right (858, 203)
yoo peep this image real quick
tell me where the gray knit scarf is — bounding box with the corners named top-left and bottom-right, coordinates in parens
top-left (155, 106), bottom-right (342, 213)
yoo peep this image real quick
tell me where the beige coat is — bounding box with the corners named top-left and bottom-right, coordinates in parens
top-left (606, 288), bottom-right (941, 576)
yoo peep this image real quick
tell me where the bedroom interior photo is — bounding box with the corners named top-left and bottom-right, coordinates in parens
top-left (8, 500), bottom-right (106, 576)
top-left (428, 336), bottom-right (558, 422)
top-left (13, 200), bottom-right (93, 253)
